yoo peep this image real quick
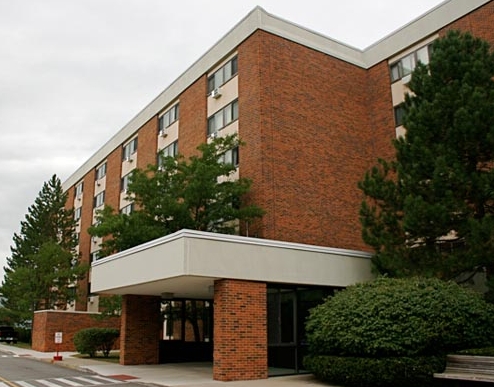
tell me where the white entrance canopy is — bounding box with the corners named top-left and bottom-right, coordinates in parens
top-left (91, 229), bottom-right (373, 298)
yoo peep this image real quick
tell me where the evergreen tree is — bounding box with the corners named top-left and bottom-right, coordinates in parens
top-left (90, 134), bottom-right (264, 256)
top-left (1, 175), bottom-right (88, 323)
top-left (359, 31), bottom-right (494, 297)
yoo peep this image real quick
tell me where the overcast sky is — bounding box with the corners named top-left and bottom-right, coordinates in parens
top-left (0, 0), bottom-right (444, 281)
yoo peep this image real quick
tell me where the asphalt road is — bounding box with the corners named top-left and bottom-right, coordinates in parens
top-left (0, 352), bottom-right (144, 387)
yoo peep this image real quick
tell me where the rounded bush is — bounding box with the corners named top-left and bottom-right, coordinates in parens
top-left (306, 277), bottom-right (494, 358)
top-left (73, 328), bottom-right (119, 358)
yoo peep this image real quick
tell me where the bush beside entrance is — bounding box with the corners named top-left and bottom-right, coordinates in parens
top-left (304, 277), bottom-right (494, 387)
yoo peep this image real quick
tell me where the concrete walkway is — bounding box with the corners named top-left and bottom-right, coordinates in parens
top-left (0, 344), bottom-right (332, 386)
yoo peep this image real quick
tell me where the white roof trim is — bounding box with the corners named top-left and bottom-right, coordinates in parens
top-left (93, 229), bottom-right (372, 267)
top-left (91, 229), bottom-right (373, 297)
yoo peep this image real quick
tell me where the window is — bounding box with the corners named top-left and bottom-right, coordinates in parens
top-left (123, 137), bottom-right (138, 161)
top-left (74, 207), bottom-right (82, 221)
top-left (162, 141), bottom-right (179, 158)
top-left (75, 182), bottom-right (83, 197)
top-left (121, 173), bottom-right (132, 193)
top-left (157, 141), bottom-right (179, 170)
top-left (394, 104), bottom-right (405, 127)
top-left (208, 56), bottom-right (238, 93)
top-left (390, 44), bottom-right (432, 82)
top-left (207, 99), bottom-right (238, 135)
top-left (95, 162), bottom-right (107, 180)
top-left (220, 146), bottom-right (239, 167)
top-left (159, 104), bottom-right (179, 132)
top-left (120, 203), bottom-right (134, 215)
top-left (91, 251), bottom-right (100, 262)
top-left (94, 191), bottom-right (105, 208)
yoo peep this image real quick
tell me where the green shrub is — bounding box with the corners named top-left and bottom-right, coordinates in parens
top-left (73, 328), bottom-right (119, 357)
top-left (306, 277), bottom-right (494, 357)
top-left (304, 354), bottom-right (446, 387)
top-left (304, 277), bottom-right (494, 386)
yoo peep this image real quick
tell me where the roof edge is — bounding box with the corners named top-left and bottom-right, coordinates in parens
top-left (92, 229), bottom-right (372, 268)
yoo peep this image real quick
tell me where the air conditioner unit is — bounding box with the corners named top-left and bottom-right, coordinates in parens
top-left (211, 88), bottom-right (222, 99)
top-left (159, 130), bottom-right (167, 138)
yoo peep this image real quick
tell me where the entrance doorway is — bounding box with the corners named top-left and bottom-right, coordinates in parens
top-left (267, 286), bottom-right (336, 376)
top-left (159, 299), bottom-right (213, 363)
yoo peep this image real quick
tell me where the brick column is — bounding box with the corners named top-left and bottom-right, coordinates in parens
top-left (213, 279), bottom-right (267, 381)
top-left (120, 295), bottom-right (161, 365)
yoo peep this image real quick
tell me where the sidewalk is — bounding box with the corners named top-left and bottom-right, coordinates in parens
top-left (0, 344), bottom-right (330, 386)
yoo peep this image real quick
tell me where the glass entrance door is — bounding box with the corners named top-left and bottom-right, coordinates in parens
top-left (267, 286), bottom-right (335, 376)
top-left (159, 299), bottom-right (213, 363)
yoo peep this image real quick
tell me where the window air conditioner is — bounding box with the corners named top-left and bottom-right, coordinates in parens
top-left (211, 88), bottom-right (222, 99)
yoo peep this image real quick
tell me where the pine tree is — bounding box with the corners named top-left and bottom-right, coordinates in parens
top-left (89, 134), bottom-right (265, 256)
top-left (359, 31), bottom-right (494, 298)
top-left (0, 175), bottom-right (88, 323)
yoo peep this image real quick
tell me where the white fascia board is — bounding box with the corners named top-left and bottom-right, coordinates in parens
top-left (91, 229), bottom-right (373, 295)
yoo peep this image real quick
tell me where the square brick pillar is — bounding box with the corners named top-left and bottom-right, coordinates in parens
top-left (120, 295), bottom-right (161, 365)
top-left (213, 279), bottom-right (267, 381)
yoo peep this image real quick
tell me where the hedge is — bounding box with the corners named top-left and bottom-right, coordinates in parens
top-left (73, 327), bottom-right (119, 357)
top-left (304, 354), bottom-right (446, 387)
top-left (306, 277), bottom-right (494, 357)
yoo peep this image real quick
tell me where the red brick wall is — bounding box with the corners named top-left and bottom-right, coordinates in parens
top-left (120, 295), bottom-right (161, 365)
top-left (213, 279), bottom-right (267, 381)
top-left (32, 310), bottom-right (120, 352)
top-left (238, 30), bottom-right (382, 251)
top-left (137, 117), bottom-right (159, 169)
top-left (365, 60), bottom-right (396, 164)
top-left (105, 147), bottom-right (123, 208)
top-left (75, 169), bottom-right (96, 310)
top-left (179, 75), bottom-right (208, 158)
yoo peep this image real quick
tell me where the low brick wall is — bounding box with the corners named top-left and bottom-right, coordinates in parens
top-left (32, 310), bottom-right (120, 352)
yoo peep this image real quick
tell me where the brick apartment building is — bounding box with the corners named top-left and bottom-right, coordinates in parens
top-left (43, 0), bottom-right (494, 381)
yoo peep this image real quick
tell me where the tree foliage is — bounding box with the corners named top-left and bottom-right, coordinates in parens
top-left (359, 31), bottom-right (494, 294)
top-left (89, 134), bottom-right (264, 256)
top-left (0, 175), bottom-right (88, 323)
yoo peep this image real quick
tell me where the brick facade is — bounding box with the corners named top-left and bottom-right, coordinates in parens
top-left (32, 310), bottom-right (120, 352)
top-left (213, 279), bottom-right (267, 381)
top-left (120, 295), bottom-right (161, 365)
top-left (238, 30), bottom-right (378, 251)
